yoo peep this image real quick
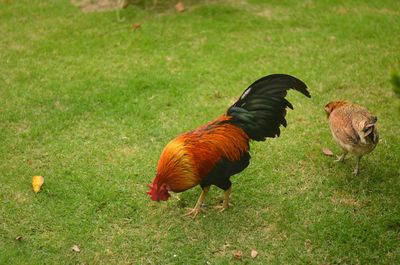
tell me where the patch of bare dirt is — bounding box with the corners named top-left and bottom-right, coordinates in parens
top-left (71, 0), bottom-right (128, 12)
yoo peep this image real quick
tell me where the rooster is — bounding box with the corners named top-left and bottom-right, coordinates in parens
top-left (147, 74), bottom-right (310, 217)
top-left (324, 101), bottom-right (379, 175)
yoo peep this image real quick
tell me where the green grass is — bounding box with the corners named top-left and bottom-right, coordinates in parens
top-left (1, 0), bottom-right (400, 264)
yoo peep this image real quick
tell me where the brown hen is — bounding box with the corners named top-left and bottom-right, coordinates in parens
top-left (324, 101), bottom-right (379, 175)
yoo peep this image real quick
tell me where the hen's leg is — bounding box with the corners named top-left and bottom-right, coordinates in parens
top-left (184, 186), bottom-right (210, 218)
top-left (353, 156), bottom-right (361, 175)
top-left (215, 187), bottom-right (232, 212)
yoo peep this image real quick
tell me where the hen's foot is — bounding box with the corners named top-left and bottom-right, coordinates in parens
top-left (334, 153), bottom-right (347, 162)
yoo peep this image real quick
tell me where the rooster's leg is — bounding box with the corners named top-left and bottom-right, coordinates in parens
top-left (353, 156), bottom-right (361, 175)
top-left (215, 187), bottom-right (232, 212)
top-left (184, 186), bottom-right (210, 218)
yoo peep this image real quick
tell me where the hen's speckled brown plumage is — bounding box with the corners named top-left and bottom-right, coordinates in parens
top-left (324, 101), bottom-right (379, 175)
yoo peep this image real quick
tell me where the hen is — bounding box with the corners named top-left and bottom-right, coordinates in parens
top-left (324, 101), bottom-right (379, 175)
top-left (148, 74), bottom-right (310, 217)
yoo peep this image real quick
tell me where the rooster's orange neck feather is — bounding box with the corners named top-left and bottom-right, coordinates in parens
top-left (153, 115), bottom-right (249, 193)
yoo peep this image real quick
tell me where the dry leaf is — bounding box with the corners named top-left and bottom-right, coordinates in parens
top-left (15, 236), bottom-right (23, 241)
top-left (175, 2), bottom-right (185, 13)
top-left (251, 249), bottom-right (258, 259)
top-left (71, 245), bottom-right (81, 252)
top-left (322, 148), bottom-right (334, 157)
top-left (222, 243), bottom-right (230, 251)
top-left (233, 250), bottom-right (242, 259)
top-left (132, 23), bottom-right (141, 30)
top-left (32, 176), bottom-right (44, 193)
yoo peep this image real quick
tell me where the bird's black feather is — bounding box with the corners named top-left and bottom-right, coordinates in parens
top-left (226, 74), bottom-right (310, 141)
top-left (200, 152), bottom-right (251, 190)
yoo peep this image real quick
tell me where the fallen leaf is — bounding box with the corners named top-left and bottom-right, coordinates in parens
top-left (322, 148), bottom-right (334, 157)
top-left (32, 176), bottom-right (44, 193)
top-left (175, 2), bottom-right (185, 13)
top-left (251, 249), bottom-right (258, 259)
top-left (132, 23), bottom-right (141, 30)
top-left (71, 245), bottom-right (81, 252)
top-left (233, 250), bottom-right (242, 259)
top-left (222, 243), bottom-right (230, 251)
top-left (15, 236), bottom-right (23, 241)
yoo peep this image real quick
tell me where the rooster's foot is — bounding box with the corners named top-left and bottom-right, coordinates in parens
top-left (183, 207), bottom-right (203, 218)
top-left (214, 202), bottom-right (233, 213)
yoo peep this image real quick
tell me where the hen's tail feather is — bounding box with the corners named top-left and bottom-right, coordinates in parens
top-left (226, 74), bottom-right (310, 141)
top-left (364, 116), bottom-right (379, 144)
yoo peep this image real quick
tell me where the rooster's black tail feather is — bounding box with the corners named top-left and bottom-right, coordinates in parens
top-left (227, 74), bottom-right (310, 141)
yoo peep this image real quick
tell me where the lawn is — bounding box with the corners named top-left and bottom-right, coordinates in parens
top-left (1, 0), bottom-right (400, 264)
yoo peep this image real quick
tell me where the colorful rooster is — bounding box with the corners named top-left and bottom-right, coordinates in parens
top-left (147, 74), bottom-right (310, 217)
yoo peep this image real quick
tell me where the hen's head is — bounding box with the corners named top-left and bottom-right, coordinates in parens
top-left (147, 177), bottom-right (171, 202)
top-left (324, 101), bottom-right (348, 117)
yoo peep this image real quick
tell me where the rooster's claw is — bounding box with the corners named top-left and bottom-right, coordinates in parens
top-left (183, 207), bottom-right (202, 218)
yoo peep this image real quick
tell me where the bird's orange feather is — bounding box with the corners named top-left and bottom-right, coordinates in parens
top-left (149, 115), bottom-right (249, 199)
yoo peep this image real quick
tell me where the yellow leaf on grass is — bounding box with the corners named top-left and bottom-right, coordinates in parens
top-left (32, 176), bottom-right (44, 193)
top-left (71, 245), bottom-right (81, 252)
